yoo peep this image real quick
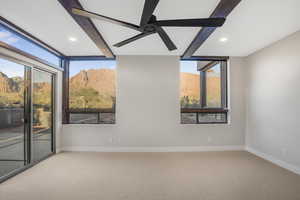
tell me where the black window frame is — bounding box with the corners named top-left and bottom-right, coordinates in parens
top-left (62, 56), bottom-right (117, 124)
top-left (180, 57), bottom-right (229, 124)
top-left (0, 16), bottom-right (64, 70)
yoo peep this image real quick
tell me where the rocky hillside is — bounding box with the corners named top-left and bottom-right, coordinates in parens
top-left (180, 72), bottom-right (221, 107)
top-left (70, 69), bottom-right (116, 97)
top-left (69, 69), bottom-right (218, 101)
top-left (0, 72), bottom-right (18, 93)
top-left (70, 69), bottom-right (206, 99)
top-left (0, 72), bottom-right (24, 107)
top-left (0, 68), bottom-right (220, 108)
top-left (69, 69), bottom-right (116, 109)
top-left (180, 72), bottom-right (200, 99)
top-left (0, 71), bottom-right (52, 106)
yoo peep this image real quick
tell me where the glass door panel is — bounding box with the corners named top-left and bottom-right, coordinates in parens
top-left (32, 69), bottom-right (53, 162)
top-left (0, 58), bottom-right (26, 177)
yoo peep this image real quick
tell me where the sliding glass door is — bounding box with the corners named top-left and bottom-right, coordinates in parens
top-left (0, 58), bottom-right (27, 177)
top-left (32, 69), bottom-right (54, 162)
top-left (0, 57), bottom-right (55, 180)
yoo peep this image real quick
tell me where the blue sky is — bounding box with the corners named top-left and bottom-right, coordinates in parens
top-left (0, 58), bottom-right (24, 77)
top-left (180, 61), bottom-right (199, 74)
top-left (0, 24), bottom-right (60, 66)
top-left (180, 61), bottom-right (221, 75)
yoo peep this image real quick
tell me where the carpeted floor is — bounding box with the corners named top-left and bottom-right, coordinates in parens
top-left (0, 151), bottom-right (300, 200)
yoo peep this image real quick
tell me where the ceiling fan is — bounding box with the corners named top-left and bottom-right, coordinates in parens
top-left (72, 0), bottom-right (226, 51)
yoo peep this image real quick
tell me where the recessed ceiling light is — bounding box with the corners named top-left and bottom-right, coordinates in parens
top-left (68, 37), bottom-right (77, 42)
top-left (219, 37), bottom-right (228, 43)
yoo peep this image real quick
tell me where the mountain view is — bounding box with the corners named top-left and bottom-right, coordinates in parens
top-left (69, 69), bottom-right (116, 110)
top-left (0, 71), bottom-right (52, 107)
top-left (0, 70), bottom-right (52, 129)
top-left (180, 72), bottom-right (200, 107)
top-left (68, 68), bottom-right (221, 110)
top-left (180, 71), bottom-right (221, 108)
top-left (0, 72), bottom-right (24, 107)
top-left (0, 67), bottom-right (221, 111)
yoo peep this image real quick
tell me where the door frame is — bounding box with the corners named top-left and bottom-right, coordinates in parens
top-left (30, 67), bottom-right (56, 164)
top-left (0, 53), bottom-right (57, 183)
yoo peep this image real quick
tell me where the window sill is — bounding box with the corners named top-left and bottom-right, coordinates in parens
top-left (62, 123), bottom-right (116, 127)
top-left (181, 108), bottom-right (228, 113)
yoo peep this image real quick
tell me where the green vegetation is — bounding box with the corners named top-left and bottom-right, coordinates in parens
top-left (0, 90), bottom-right (24, 107)
top-left (69, 87), bottom-right (115, 110)
top-left (0, 73), bottom-right (53, 129)
top-left (180, 72), bottom-right (221, 108)
top-left (180, 94), bottom-right (221, 108)
top-left (33, 84), bottom-right (51, 106)
top-left (180, 96), bottom-right (201, 108)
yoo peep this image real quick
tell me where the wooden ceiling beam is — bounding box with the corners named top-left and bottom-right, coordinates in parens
top-left (181, 0), bottom-right (242, 59)
top-left (58, 0), bottom-right (114, 58)
top-left (181, 56), bottom-right (229, 61)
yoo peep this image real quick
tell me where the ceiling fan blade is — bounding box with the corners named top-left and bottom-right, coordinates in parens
top-left (72, 8), bottom-right (141, 32)
top-left (113, 33), bottom-right (153, 47)
top-left (156, 26), bottom-right (177, 51)
top-left (154, 18), bottom-right (226, 27)
top-left (140, 0), bottom-right (160, 26)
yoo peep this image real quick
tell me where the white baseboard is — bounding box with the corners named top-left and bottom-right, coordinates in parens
top-left (61, 145), bottom-right (245, 152)
top-left (55, 148), bottom-right (62, 153)
top-left (246, 146), bottom-right (300, 175)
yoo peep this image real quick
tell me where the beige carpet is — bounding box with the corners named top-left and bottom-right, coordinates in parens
top-left (0, 151), bottom-right (300, 200)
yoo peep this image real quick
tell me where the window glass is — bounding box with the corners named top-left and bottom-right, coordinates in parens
top-left (180, 60), bottom-right (227, 124)
top-left (180, 61), bottom-right (201, 109)
top-left (32, 69), bottom-right (53, 161)
top-left (0, 23), bottom-right (60, 67)
top-left (0, 58), bottom-right (25, 176)
top-left (206, 63), bottom-right (221, 107)
top-left (68, 60), bottom-right (116, 124)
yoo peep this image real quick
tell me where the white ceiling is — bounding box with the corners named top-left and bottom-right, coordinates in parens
top-left (0, 0), bottom-right (300, 57)
top-left (80, 0), bottom-right (219, 55)
top-left (196, 0), bottom-right (300, 56)
top-left (0, 0), bottom-right (100, 55)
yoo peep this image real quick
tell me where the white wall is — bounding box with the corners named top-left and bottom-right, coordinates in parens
top-left (62, 56), bottom-right (246, 151)
top-left (245, 30), bottom-right (300, 169)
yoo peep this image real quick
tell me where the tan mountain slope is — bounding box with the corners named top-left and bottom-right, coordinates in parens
top-left (180, 72), bottom-right (200, 99)
top-left (0, 72), bottom-right (15, 93)
top-left (69, 69), bottom-right (219, 100)
top-left (70, 69), bottom-right (116, 96)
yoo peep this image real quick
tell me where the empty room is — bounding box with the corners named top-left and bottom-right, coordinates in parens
top-left (0, 0), bottom-right (300, 199)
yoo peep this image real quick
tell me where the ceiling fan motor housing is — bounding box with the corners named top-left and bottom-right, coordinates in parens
top-left (143, 24), bottom-right (157, 33)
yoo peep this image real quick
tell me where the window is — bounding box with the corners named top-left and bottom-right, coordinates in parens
top-left (64, 59), bottom-right (116, 124)
top-left (0, 23), bottom-right (60, 67)
top-left (180, 59), bottom-right (228, 124)
top-left (206, 63), bottom-right (222, 107)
